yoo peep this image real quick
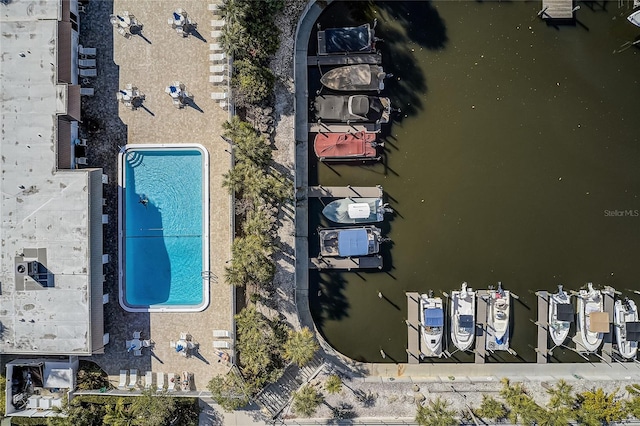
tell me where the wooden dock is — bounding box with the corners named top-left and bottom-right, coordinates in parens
top-left (307, 53), bottom-right (383, 66)
top-left (406, 292), bottom-right (421, 364)
top-left (602, 287), bottom-right (615, 362)
top-left (539, 0), bottom-right (576, 19)
top-left (308, 122), bottom-right (381, 134)
top-left (535, 291), bottom-right (549, 364)
top-left (309, 255), bottom-right (383, 270)
top-left (474, 291), bottom-right (488, 364)
top-left (308, 185), bottom-right (383, 199)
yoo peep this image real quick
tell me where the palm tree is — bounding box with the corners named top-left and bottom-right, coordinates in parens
top-left (576, 388), bottom-right (627, 426)
top-left (103, 398), bottom-right (136, 426)
top-left (415, 397), bottom-right (458, 426)
top-left (547, 379), bottom-right (575, 411)
top-left (292, 385), bottom-right (323, 417)
top-left (283, 327), bottom-right (319, 366)
top-left (207, 371), bottom-right (250, 412)
top-left (325, 374), bottom-right (343, 395)
top-left (474, 394), bottom-right (507, 422)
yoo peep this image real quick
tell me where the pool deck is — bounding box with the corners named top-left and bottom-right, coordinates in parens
top-left (80, 0), bottom-right (233, 392)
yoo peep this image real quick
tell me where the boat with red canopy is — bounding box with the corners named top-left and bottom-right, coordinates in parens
top-left (313, 131), bottom-right (381, 161)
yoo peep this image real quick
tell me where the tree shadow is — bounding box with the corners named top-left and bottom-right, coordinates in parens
top-left (309, 270), bottom-right (350, 330)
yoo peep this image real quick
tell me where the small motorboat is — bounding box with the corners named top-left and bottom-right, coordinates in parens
top-left (628, 9), bottom-right (640, 27)
top-left (487, 283), bottom-right (510, 350)
top-left (314, 95), bottom-right (391, 124)
top-left (548, 285), bottom-right (573, 347)
top-left (420, 292), bottom-right (444, 358)
top-left (320, 65), bottom-right (388, 92)
top-left (318, 226), bottom-right (383, 258)
top-left (322, 197), bottom-right (392, 224)
top-left (614, 297), bottom-right (639, 359)
top-left (576, 282), bottom-right (607, 353)
top-left (317, 21), bottom-right (376, 56)
top-left (313, 131), bottom-right (381, 161)
top-left (450, 282), bottom-right (476, 352)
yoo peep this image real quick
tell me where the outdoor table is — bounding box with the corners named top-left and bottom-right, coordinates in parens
top-left (126, 338), bottom-right (142, 352)
top-left (172, 10), bottom-right (186, 26)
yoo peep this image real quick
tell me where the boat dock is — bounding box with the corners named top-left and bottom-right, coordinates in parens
top-left (539, 0), bottom-right (578, 19)
top-left (308, 185), bottom-right (383, 198)
top-left (474, 291), bottom-right (488, 363)
top-left (602, 287), bottom-right (615, 362)
top-left (307, 53), bottom-right (382, 66)
top-left (535, 291), bottom-right (549, 363)
top-left (308, 255), bottom-right (383, 270)
top-left (308, 122), bottom-right (381, 134)
top-left (406, 292), bottom-right (421, 364)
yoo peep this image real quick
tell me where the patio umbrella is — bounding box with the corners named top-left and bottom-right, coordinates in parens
top-left (117, 15), bottom-right (125, 22)
top-left (175, 344), bottom-right (184, 352)
top-left (127, 343), bottom-right (136, 353)
top-left (173, 12), bottom-right (181, 21)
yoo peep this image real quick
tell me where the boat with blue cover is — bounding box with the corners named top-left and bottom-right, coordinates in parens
top-left (318, 226), bottom-right (383, 258)
top-left (420, 292), bottom-right (444, 358)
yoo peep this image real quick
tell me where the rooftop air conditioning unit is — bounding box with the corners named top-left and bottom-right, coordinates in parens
top-left (16, 262), bottom-right (29, 276)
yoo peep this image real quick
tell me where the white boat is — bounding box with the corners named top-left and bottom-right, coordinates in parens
top-left (450, 282), bottom-right (476, 352)
top-left (548, 285), bottom-right (573, 347)
top-left (318, 226), bottom-right (382, 258)
top-left (628, 9), bottom-right (640, 28)
top-left (614, 298), bottom-right (639, 359)
top-left (320, 65), bottom-right (388, 92)
top-left (322, 197), bottom-right (392, 224)
top-left (420, 293), bottom-right (444, 358)
top-left (487, 283), bottom-right (510, 350)
top-left (576, 283), bottom-right (606, 353)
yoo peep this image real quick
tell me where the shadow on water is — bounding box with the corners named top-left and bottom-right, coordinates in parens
top-left (309, 270), bottom-right (350, 329)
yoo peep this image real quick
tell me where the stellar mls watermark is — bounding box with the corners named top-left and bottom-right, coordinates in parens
top-left (604, 209), bottom-right (639, 217)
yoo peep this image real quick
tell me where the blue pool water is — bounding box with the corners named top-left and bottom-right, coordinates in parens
top-left (123, 149), bottom-right (204, 307)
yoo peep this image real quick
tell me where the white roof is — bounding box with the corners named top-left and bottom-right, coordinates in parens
top-left (348, 203), bottom-right (372, 219)
top-left (0, 0), bottom-right (94, 355)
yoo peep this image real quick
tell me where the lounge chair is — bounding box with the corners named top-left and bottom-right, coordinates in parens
top-left (210, 65), bottom-right (227, 73)
top-left (211, 30), bottom-right (223, 38)
top-left (179, 332), bottom-right (189, 340)
top-left (133, 349), bottom-right (142, 357)
top-left (211, 92), bottom-right (228, 100)
top-left (211, 19), bottom-right (225, 28)
top-left (142, 339), bottom-right (153, 347)
top-left (208, 4), bottom-right (220, 13)
top-left (145, 371), bottom-right (153, 389)
top-left (118, 370), bottom-right (128, 389)
top-left (167, 374), bottom-right (176, 392)
top-left (213, 329), bottom-right (231, 338)
top-left (78, 45), bottom-right (97, 57)
top-left (78, 59), bottom-right (96, 68)
top-left (209, 53), bottom-right (226, 62)
top-left (181, 371), bottom-right (190, 391)
top-left (128, 369), bottom-right (138, 388)
top-left (80, 87), bottom-right (94, 96)
top-left (209, 43), bottom-right (223, 51)
top-left (213, 340), bottom-right (230, 349)
top-left (78, 68), bottom-right (97, 77)
top-left (170, 340), bottom-right (176, 348)
top-left (156, 372), bottom-right (165, 391)
top-left (209, 75), bottom-right (225, 83)
top-left (133, 331), bottom-right (141, 339)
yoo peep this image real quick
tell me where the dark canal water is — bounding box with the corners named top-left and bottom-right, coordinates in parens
top-left (307, 1), bottom-right (640, 364)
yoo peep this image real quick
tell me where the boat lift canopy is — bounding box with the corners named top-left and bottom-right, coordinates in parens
top-left (626, 322), bottom-right (640, 342)
top-left (557, 303), bottom-right (574, 322)
top-left (337, 228), bottom-right (369, 257)
top-left (424, 308), bottom-right (444, 327)
top-left (459, 314), bottom-right (474, 329)
top-left (588, 311), bottom-right (609, 333)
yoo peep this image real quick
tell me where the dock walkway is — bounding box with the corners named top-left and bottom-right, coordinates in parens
top-left (536, 291), bottom-right (549, 363)
top-left (540, 0), bottom-right (576, 19)
top-left (475, 291), bottom-right (488, 363)
top-left (309, 122), bottom-right (381, 134)
top-left (308, 255), bottom-right (383, 270)
top-left (406, 292), bottom-right (421, 364)
top-left (307, 53), bottom-right (382, 66)
top-left (308, 185), bottom-right (383, 198)
top-left (602, 287), bottom-right (615, 362)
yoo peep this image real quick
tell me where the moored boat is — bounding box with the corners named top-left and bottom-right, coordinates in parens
top-left (548, 285), bottom-right (573, 347)
top-left (576, 282), bottom-right (606, 353)
top-left (450, 282), bottom-right (476, 352)
top-left (628, 9), bottom-right (640, 27)
top-left (420, 292), bottom-right (444, 358)
top-left (320, 65), bottom-right (388, 92)
top-left (487, 283), bottom-right (510, 350)
top-left (314, 95), bottom-right (391, 124)
top-left (318, 226), bottom-right (383, 258)
top-left (317, 22), bottom-right (376, 56)
top-left (313, 131), bottom-right (381, 161)
top-left (322, 197), bottom-right (392, 224)
top-left (614, 297), bottom-right (639, 359)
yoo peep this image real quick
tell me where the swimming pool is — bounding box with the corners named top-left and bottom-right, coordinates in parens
top-left (118, 144), bottom-right (210, 312)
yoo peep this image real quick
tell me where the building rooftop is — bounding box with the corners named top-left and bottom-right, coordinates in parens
top-left (0, 0), bottom-right (96, 355)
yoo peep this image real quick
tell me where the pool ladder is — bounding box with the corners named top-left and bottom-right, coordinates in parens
top-left (202, 270), bottom-right (218, 283)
